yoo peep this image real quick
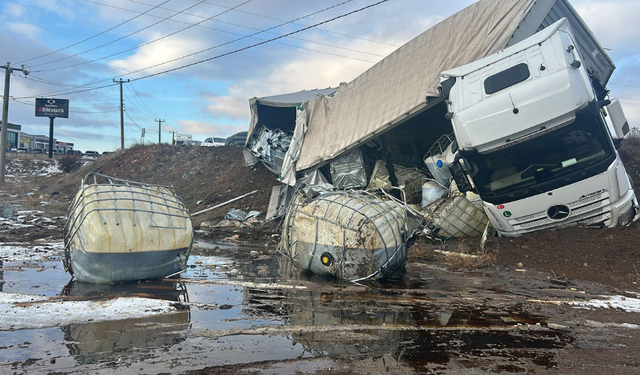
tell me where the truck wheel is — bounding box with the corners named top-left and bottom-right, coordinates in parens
top-left (227, 142), bottom-right (235, 146)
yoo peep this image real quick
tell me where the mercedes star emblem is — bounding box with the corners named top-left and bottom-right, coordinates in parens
top-left (547, 204), bottom-right (570, 220)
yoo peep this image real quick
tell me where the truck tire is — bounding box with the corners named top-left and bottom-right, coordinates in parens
top-left (227, 142), bottom-right (236, 146)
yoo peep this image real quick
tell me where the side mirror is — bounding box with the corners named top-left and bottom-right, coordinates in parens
top-left (450, 157), bottom-right (474, 193)
top-left (606, 98), bottom-right (629, 139)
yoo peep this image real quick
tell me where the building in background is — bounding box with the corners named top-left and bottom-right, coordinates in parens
top-left (0, 121), bottom-right (21, 149)
top-left (55, 141), bottom-right (74, 153)
top-left (19, 131), bottom-right (74, 153)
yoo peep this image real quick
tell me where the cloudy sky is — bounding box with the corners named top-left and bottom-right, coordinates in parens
top-left (1, 0), bottom-right (639, 152)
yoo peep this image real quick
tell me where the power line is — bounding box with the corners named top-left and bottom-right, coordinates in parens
top-left (19, 1), bottom-right (380, 97)
top-left (124, 85), bottom-right (156, 119)
top-left (118, 0), bottom-right (387, 58)
top-left (130, 82), bottom-right (159, 118)
top-left (30, 0), bottom-right (210, 68)
top-left (125, 0), bottom-right (400, 47)
top-left (124, 108), bottom-right (144, 130)
top-left (10, 98), bottom-right (120, 113)
top-left (131, 0), bottom-right (391, 82)
top-left (37, 0), bottom-right (258, 73)
top-left (17, 0), bottom-right (391, 99)
top-left (45, 0), bottom-right (382, 74)
top-left (17, 0), bottom-right (173, 64)
top-left (16, 74), bottom-right (73, 88)
top-left (16, 82), bottom-right (120, 99)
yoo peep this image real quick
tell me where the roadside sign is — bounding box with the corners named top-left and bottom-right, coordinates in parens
top-left (35, 98), bottom-right (69, 118)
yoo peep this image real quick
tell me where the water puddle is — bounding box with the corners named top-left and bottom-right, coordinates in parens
top-left (0, 240), bottom-right (575, 373)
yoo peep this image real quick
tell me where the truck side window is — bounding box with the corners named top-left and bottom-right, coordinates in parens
top-left (484, 63), bottom-right (530, 95)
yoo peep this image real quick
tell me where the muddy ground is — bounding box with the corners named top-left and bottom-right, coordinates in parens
top-left (1, 141), bottom-right (640, 374)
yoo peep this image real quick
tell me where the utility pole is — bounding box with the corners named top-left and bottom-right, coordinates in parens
top-left (113, 78), bottom-right (129, 150)
top-left (1, 62), bottom-right (29, 184)
top-left (156, 119), bottom-right (164, 143)
top-left (170, 130), bottom-right (177, 145)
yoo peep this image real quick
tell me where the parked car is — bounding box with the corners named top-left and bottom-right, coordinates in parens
top-left (17, 147), bottom-right (28, 153)
top-left (201, 137), bottom-right (226, 147)
top-left (102, 151), bottom-right (112, 155)
top-left (225, 131), bottom-right (247, 146)
top-left (84, 150), bottom-right (100, 157)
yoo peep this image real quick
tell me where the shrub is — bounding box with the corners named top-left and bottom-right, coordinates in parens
top-left (59, 155), bottom-right (82, 173)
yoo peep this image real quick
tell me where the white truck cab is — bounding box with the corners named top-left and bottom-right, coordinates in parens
top-left (440, 18), bottom-right (637, 236)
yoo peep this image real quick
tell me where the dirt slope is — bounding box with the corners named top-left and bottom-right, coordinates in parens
top-left (34, 138), bottom-right (640, 291)
top-left (40, 144), bottom-right (282, 236)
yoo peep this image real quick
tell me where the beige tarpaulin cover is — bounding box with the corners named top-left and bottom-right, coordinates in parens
top-left (295, 0), bottom-right (536, 172)
top-left (247, 88), bottom-right (338, 144)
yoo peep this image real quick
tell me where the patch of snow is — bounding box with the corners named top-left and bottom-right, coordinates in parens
top-left (583, 319), bottom-right (640, 329)
top-left (17, 210), bottom-right (44, 215)
top-left (0, 243), bottom-right (64, 261)
top-left (5, 158), bottom-right (62, 179)
top-left (0, 221), bottom-right (33, 228)
top-left (0, 293), bottom-right (177, 331)
top-left (570, 295), bottom-right (640, 313)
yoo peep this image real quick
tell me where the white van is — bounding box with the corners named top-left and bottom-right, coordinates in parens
top-left (201, 137), bottom-right (226, 147)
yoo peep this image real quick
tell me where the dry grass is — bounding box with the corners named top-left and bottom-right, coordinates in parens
top-left (439, 239), bottom-right (497, 272)
top-left (408, 235), bottom-right (498, 272)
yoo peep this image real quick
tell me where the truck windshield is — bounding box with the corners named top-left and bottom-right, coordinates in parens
top-left (461, 103), bottom-right (615, 203)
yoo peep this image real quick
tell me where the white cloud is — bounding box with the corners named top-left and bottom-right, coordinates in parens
top-left (3, 3), bottom-right (26, 18)
top-left (203, 37), bottom-right (391, 121)
top-left (6, 22), bottom-right (41, 39)
top-left (205, 96), bottom-right (249, 121)
top-left (108, 34), bottom-right (210, 76)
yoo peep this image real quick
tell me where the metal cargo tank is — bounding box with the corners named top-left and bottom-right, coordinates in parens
top-left (63, 173), bottom-right (193, 283)
top-left (281, 191), bottom-right (420, 281)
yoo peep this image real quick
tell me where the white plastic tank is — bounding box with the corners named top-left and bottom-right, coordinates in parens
top-left (421, 180), bottom-right (446, 207)
top-left (425, 154), bottom-right (452, 187)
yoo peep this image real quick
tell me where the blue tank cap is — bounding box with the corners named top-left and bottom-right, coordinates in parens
top-left (436, 160), bottom-right (443, 168)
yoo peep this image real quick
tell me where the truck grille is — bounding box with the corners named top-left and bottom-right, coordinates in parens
top-left (509, 192), bottom-right (610, 233)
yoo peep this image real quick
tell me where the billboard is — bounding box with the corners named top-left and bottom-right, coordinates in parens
top-left (35, 98), bottom-right (69, 118)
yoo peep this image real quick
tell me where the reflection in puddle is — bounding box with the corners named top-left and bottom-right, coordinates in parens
top-left (0, 241), bottom-right (575, 373)
top-left (61, 312), bottom-right (191, 366)
top-left (60, 279), bottom-right (190, 303)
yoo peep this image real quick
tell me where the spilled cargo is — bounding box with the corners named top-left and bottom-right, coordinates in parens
top-left (63, 173), bottom-right (193, 283)
top-left (281, 190), bottom-right (420, 281)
